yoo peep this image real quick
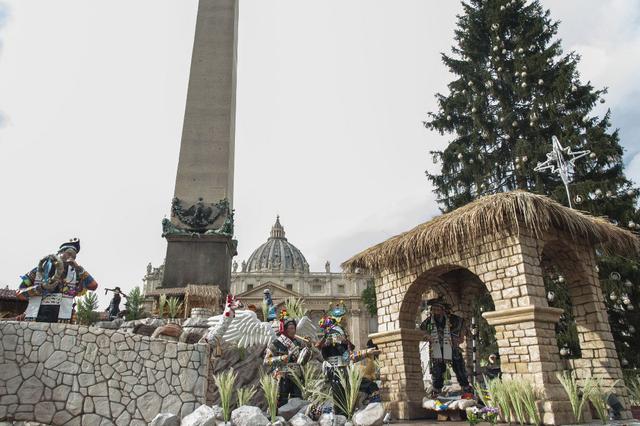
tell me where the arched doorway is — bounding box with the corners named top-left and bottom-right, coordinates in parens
top-left (400, 265), bottom-right (496, 396)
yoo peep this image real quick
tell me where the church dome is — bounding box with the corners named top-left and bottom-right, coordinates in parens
top-left (246, 217), bottom-right (309, 273)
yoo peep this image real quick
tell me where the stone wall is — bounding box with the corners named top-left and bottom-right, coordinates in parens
top-left (0, 321), bottom-right (209, 425)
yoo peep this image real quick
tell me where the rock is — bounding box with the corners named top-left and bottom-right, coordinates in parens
top-left (151, 412), bottom-right (180, 426)
top-left (353, 403), bottom-right (384, 426)
top-left (182, 404), bottom-right (217, 426)
top-left (34, 401), bottom-right (55, 424)
top-left (138, 392), bottom-right (163, 422)
top-left (66, 392), bottom-right (84, 416)
top-left (142, 318), bottom-right (165, 327)
top-left (319, 413), bottom-right (347, 426)
top-left (231, 406), bottom-right (270, 426)
top-left (17, 376), bottom-right (44, 404)
top-left (278, 398), bottom-right (309, 420)
top-left (290, 413), bottom-right (318, 426)
top-left (211, 404), bottom-right (225, 420)
top-left (94, 320), bottom-right (121, 329)
top-left (268, 416), bottom-right (286, 426)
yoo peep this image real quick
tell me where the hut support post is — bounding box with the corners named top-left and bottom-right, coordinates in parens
top-left (371, 328), bottom-right (428, 420)
top-left (484, 306), bottom-right (575, 425)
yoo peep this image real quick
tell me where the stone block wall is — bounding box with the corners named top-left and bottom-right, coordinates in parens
top-left (0, 321), bottom-right (209, 425)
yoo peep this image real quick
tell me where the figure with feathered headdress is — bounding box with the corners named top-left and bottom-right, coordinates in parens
top-left (315, 301), bottom-right (380, 415)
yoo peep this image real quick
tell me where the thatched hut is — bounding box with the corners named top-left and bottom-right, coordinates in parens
top-left (145, 284), bottom-right (222, 318)
top-left (343, 191), bottom-right (638, 424)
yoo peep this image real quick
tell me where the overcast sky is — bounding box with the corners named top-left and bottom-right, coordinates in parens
top-left (0, 1), bottom-right (638, 309)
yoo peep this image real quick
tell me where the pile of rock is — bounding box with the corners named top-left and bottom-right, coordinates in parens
top-left (150, 402), bottom-right (387, 426)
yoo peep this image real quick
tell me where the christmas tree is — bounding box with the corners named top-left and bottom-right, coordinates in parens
top-left (425, 0), bottom-right (639, 369)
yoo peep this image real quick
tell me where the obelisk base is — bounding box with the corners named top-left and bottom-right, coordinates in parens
top-left (161, 234), bottom-right (236, 294)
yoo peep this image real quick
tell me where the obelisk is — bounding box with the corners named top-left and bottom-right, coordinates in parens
top-left (161, 0), bottom-right (239, 293)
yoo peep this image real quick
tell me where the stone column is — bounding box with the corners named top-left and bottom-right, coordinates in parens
top-left (371, 328), bottom-right (428, 420)
top-left (162, 0), bottom-right (239, 293)
top-left (350, 308), bottom-right (363, 349)
top-left (483, 306), bottom-right (574, 425)
top-left (567, 246), bottom-right (631, 419)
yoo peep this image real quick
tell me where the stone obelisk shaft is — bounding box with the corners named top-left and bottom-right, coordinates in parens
top-left (162, 0), bottom-right (239, 292)
top-left (174, 0), bottom-right (237, 204)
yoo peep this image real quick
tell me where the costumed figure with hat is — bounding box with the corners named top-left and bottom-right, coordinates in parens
top-left (316, 301), bottom-right (380, 415)
top-left (104, 286), bottom-right (128, 320)
top-left (419, 298), bottom-right (473, 399)
top-left (263, 309), bottom-right (313, 406)
top-left (16, 238), bottom-right (98, 323)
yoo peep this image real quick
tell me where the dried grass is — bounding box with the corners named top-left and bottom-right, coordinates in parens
top-left (342, 191), bottom-right (639, 273)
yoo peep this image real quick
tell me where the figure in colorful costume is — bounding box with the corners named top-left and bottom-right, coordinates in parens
top-left (263, 288), bottom-right (277, 321)
top-left (263, 309), bottom-right (309, 406)
top-left (316, 302), bottom-right (380, 415)
top-left (17, 238), bottom-right (98, 322)
top-left (419, 299), bottom-right (473, 399)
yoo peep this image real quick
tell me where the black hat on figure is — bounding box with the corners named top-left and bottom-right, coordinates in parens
top-left (426, 298), bottom-right (449, 310)
top-left (59, 238), bottom-right (81, 254)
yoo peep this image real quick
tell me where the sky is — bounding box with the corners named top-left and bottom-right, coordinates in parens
top-left (0, 1), bottom-right (639, 309)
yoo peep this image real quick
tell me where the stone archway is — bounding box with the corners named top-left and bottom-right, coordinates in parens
top-left (398, 265), bottom-right (494, 395)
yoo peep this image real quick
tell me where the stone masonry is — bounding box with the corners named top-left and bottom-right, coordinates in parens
top-left (369, 227), bottom-right (631, 424)
top-left (0, 321), bottom-right (209, 425)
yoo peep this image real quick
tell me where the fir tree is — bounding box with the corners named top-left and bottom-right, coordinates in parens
top-left (425, 0), bottom-right (639, 369)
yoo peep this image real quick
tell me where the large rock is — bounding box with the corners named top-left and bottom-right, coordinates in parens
top-left (353, 403), bottom-right (384, 426)
top-left (319, 413), bottom-right (347, 426)
top-left (151, 412), bottom-right (180, 426)
top-left (278, 398), bottom-right (309, 420)
top-left (209, 343), bottom-right (268, 410)
top-left (230, 405), bottom-right (269, 426)
top-left (290, 413), bottom-right (318, 426)
top-left (94, 319), bottom-right (123, 329)
top-left (182, 404), bottom-right (218, 426)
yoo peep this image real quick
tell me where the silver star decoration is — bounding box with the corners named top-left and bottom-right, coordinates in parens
top-left (534, 135), bottom-right (590, 208)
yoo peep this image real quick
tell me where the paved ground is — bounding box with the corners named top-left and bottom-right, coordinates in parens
top-left (390, 421), bottom-right (640, 426)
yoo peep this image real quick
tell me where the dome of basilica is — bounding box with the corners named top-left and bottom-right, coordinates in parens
top-left (245, 217), bottom-right (309, 273)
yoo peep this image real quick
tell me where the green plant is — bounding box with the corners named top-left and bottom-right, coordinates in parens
top-left (237, 385), bottom-right (257, 407)
top-left (157, 294), bottom-right (167, 318)
top-left (333, 364), bottom-right (364, 420)
top-left (125, 287), bottom-right (145, 321)
top-left (517, 380), bottom-right (541, 426)
top-left (284, 297), bottom-right (307, 319)
top-left (626, 376), bottom-right (640, 405)
top-left (485, 378), bottom-right (511, 423)
top-left (166, 297), bottom-right (183, 319)
top-left (587, 378), bottom-right (619, 424)
top-left (75, 292), bottom-right (99, 325)
top-left (291, 363), bottom-right (330, 407)
top-left (466, 407), bottom-right (481, 426)
top-left (213, 368), bottom-right (237, 422)
top-left (504, 380), bottom-right (527, 425)
top-left (557, 371), bottom-right (591, 423)
top-left (361, 280), bottom-right (377, 316)
top-left (260, 373), bottom-right (279, 422)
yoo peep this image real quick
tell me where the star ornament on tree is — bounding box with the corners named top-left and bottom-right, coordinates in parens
top-left (534, 135), bottom-right (590, 209)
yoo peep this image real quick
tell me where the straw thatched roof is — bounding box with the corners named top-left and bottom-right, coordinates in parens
top-left (342, 191), bottom-right (639, 273)
top-left (146, 284), bottom-right (222, 300)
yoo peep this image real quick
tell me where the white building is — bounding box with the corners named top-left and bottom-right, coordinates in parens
top-left (231, 217), bottom-right (375, 349)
